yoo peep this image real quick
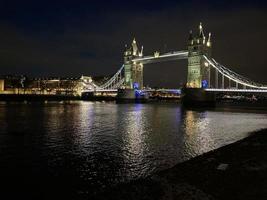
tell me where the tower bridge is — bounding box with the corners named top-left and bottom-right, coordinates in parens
top-left (82, 23), bottom-right (267, 103)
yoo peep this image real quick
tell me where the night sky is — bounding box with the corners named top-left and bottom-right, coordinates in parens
top-left (0, 0), bottom-right (266, 87)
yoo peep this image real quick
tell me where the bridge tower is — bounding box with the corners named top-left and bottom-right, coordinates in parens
top-left (187, 23), bottom-right (212, 88)
top-left (124, 39), bottom-right (144, 89)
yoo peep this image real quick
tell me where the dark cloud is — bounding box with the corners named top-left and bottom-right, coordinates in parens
top-left (0, 0), bottom-right (266, 87)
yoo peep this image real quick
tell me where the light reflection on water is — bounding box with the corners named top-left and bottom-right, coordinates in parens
top-left (0, 101), bottom-right (267, 194)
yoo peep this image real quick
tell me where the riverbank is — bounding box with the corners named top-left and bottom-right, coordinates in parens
top-left (0, 94), bottom-right (81, 101)
top-left (95, 129), bottom-right (267, 200)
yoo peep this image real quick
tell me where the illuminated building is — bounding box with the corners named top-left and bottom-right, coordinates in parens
top-left (0, 75), bottom-right (93, 96)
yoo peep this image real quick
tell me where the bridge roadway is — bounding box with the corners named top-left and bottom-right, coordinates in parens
top-left (132, 51), bottom-right (188, 64)
top-left (82, 89), bottom-right (182, 93)
top-left (83, 88), bottom-right (267, 94)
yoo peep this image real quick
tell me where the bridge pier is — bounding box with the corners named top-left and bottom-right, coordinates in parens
top-left (116, 89), bottom-right (148, 103)
top-left (182, 88), bottom-right (215, 107)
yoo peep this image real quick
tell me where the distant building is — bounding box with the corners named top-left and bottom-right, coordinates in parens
top-left (0, 79), bottom-right (4, 91)
top-left (0, 75), bottom-right (88, 96)
top-left (0, 75), bottom-right (113, 96)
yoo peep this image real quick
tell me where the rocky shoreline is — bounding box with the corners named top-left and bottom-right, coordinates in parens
top-left (94, 129), bottom-right (267, 200)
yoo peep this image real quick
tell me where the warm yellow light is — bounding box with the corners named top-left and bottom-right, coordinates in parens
top-left (199, 22), bottom-right (203, 30)
top-left (154, 51), bottom-right (160, 58)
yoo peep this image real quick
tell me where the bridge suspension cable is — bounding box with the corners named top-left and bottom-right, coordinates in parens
top-left (204, 55), bottom-right (267, 90)
top-left (98, 64), bottom-right (125, 89)
top-left (82, 64), bottom-right (125, 92)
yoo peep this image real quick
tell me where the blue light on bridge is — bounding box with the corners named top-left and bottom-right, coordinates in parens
top-left (202, 80), bottom-right (209, 89)
top-left (135, 90), bottom-right (143, 98)
top-left (167, 89), bottom-right (181, 94)
top-left (133, 82), bottom-right (139, 90)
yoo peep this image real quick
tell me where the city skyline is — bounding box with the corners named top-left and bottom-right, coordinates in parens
top-left (0, 0), bottom-right (267, 87)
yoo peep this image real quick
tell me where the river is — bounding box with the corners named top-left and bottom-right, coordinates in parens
top-left (0, 101), bottom-right (266, 198)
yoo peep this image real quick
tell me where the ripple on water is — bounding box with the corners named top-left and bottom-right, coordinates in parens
top-left (0, 102), bottom-right (267, 191)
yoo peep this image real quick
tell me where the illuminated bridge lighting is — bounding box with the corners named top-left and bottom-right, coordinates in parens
top-left (205, 89), bottom-right (267, 93)
top-left (203, 55), bottom-right (267, 90)
top-left (132, 51), bottom-right (189, 64)
top-left (81, 27), bottom-right (267, 95)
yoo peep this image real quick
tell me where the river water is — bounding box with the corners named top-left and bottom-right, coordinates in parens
top-left (0, 101), bottom-right (266, 198)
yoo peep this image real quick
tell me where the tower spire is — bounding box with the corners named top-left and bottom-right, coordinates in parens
top-left (207, 32), bottom-right (212, 47)
top-left (199, 22), bottom-right (205, 38)
top-left (132, 37), bottom-right (139, 56)
top-left (139, 46), bottom-right (143, 57)
top-left (188, 30), bottom-right (193, 45)
top-left (189, 30), bottom-right (193, 40)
